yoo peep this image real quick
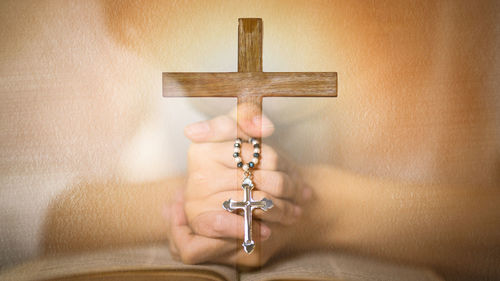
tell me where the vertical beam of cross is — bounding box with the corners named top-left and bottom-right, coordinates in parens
top-left (237, 18), bottom-right (263, 139)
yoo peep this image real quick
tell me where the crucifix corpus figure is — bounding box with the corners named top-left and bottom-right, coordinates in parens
top-left (162, 18), bottom-right (337, 253)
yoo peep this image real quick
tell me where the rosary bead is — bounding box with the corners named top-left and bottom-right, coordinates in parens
top-left (233, 137), bottom-right (261, 172)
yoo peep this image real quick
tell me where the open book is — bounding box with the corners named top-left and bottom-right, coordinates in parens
top-left (0, 244), bottom-right (443, 281)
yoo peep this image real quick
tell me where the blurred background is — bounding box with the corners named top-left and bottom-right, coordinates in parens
top-left (0, 0), bottom-right (498, 278)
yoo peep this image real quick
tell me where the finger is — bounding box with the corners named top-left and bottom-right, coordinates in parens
top-left (188, 191), bottom-right (302, 226)
top-left (190, 210), bottom-right (271, 240)
top-left (162, 203), bottom-right (172, 234)
top-left (212, 249), bottom-right (239, 266)
top-left (184, 104), bottom-right (275, 143)
top-left (171, 225), bottom-right (237, 264)
top-left (168, 239), bottom-right (180, 261)
top-left (185, 115), bottom-right (239, 143)
top-left (248, 171), bottom-right (298, 202)
top-left (228, 102), bottom-right (275, 138)
top-left (189, 169), bottom-right (297, 202)
top-left (170, 200), bottom-right (238, 264)
top-left (163, 203), bottom-right (180, 260)
top-left (252, 193), bottom-right (302, 225)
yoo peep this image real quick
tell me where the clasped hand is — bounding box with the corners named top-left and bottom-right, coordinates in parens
top-left (164, 104), bottom-right (312, 267)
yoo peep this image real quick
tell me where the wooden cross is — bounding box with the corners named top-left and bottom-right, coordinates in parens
top-left (162, 18), bottom-right (337, 138)
top-left (162, 18), bottom-right (337, 254)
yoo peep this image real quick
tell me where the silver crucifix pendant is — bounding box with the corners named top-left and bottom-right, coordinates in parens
top-left (222, 176), bottom-right (273, 254)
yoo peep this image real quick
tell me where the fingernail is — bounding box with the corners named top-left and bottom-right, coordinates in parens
top-left (260, 224), bottom-right (271, 240)
top-left (185, 121), bottom-right (210, 137)
top-left (293, 206), bottom-right (303, 217)
top-left (302, 187), bottom-right (312, 201)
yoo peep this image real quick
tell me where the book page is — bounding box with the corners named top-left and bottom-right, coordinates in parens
top-left (240, 251), bottom-right (444, 281)
top-left (0, 244), bottom-right (237, 281)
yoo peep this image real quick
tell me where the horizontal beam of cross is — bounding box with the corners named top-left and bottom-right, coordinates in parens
top-left (162, 72), bottom-right (337, 98)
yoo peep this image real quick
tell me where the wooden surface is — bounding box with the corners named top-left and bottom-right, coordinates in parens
top-left (238, 18), bottom-right (262, 73)
top-left (162, 72), bottom-right (337, 98)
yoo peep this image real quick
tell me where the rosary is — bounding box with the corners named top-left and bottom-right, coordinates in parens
top-left (222, 137), bottom-right (274, 254)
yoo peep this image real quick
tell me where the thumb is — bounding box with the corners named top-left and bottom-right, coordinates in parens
top-left (184, 103), bottom-right (274, 143)
top-left (228, 102), bottom-right (275, 139)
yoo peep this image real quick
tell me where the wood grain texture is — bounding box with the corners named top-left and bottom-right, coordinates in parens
top-left (238, 18), bottom-right (262, 73)
top-left (237, 18), bottom-right (263, 140)
top-left (162, 72), bottom-right (337, 98)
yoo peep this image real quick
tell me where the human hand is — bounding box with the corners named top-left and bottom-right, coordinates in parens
top-left (166, 103), bottom-right (312, 267)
